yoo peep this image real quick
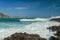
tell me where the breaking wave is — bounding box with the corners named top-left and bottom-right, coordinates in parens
top-left (0, 16), bottom-right (60, 40)
top-left (20, 16), bottom-right (60, 22)
top-left (0, 21), bottom-right (60, 40)
top-left (20, 18), bottom-right (50, 21)
top-left (51, 16), bottom-right (60, 18)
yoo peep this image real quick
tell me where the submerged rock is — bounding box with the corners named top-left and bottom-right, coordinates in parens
top-left (4, 32), bottom-right (46, 40)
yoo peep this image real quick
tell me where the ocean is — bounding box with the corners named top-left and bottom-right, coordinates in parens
top-left (0, 18), bottom-right (60, 40)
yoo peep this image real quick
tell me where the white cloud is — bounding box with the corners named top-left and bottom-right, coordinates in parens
top-left (0, 7), bottom-right (28, 10)
top-left (15, 7), bottom-right (28, 10)
top-left (0, 8), bottom-right (12, 10)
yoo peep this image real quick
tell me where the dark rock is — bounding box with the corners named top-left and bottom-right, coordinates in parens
top-left (49, 36), bottom-right (58, 40)
top-left (48, 26), bottom-right (60, 40)
top-left (50, 18), bottom-right (60, 22)
top-left (54, 30), bottom-right (60, 36)
top-left (47, 26), bottom-right (60, 32)
top-left (4, 32), bottom-right (46, 40)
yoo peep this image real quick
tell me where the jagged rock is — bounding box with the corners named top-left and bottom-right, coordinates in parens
top-left (4, 32), bottom-right (46, 40)
top-left (47, 26), bottom-right (60, 32)
top-left (49, 36), bottom-right (57, 40)
top-left (48, 26), bottom-right (60, 40)
top-left (50, 18), bottom-right (60, 22)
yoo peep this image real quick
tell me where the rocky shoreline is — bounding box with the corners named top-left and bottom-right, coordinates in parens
top-left (47, 26), bottom-right (60, 40)
top-left (3, 25), bottom-right (60, 40)
top-left (50, 18), bottom-right (60, 22)
top-left (3, 26), bottom-right (60, 40)
top-left (4, 32), bottom-right (46, 40)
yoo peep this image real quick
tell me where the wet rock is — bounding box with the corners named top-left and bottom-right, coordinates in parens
top-left (4, 32), bottom-right (46, 40)
top-left (47, 26), bottom-right (60, 32)
top-left (50, 18), bottom-right (60, 22)
top-left (49, 36), bottom-right (57, 40)
top-left (48, 26), bottom-right (60, 40)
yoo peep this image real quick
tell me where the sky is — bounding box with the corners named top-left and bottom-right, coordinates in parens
top-left (0, 0), bottom-right (60, 18)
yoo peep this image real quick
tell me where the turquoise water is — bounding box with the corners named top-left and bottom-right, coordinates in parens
top-left (0, 22), bottom-right (31, 28)
top-left (0, 18), bottom-right (20, 22)
top-left (0, 18), bottom-right (33, 28)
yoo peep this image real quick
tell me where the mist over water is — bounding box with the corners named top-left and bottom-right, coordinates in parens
top-left (0, 18), bottom-right (60, 40)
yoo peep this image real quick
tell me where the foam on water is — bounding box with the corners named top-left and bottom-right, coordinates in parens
top-left (51, 16), bottom-right (60, 18)
top-left (0, 21), bottom-right (60, 40)
top-left (20, 16), bottom-right (60, 22)
top-left (0, 16), bottom-right (60, 40)
top-left (20, 18), bottom-right (49, 21)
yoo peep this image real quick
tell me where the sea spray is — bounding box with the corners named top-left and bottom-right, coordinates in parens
top-left (0, 21), bottom-right (60, 40)
top-left (20, 18), bottom-right (49, 21)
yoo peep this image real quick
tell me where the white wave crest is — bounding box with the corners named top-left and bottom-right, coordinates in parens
top-left (20, 16), bottom-right (60, 22)
top-left (20, 18), bottom-right (49, 21)
top-left (51, 16), bottom-right (60, 18)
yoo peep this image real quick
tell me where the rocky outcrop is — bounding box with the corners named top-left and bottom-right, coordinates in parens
top-left (47, 26), bottom-right (60, 40)
top-left (47, 26), bottom-right (60, 32)
top-left (49, 36), bottom-right (58, 40)
top-left (4, 32), bottom-right (46, 40)
top-left (50, 18), bottom-right (60, 22)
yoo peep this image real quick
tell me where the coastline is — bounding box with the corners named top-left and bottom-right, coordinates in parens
top-left (0, 16), bottom-right (60, 40)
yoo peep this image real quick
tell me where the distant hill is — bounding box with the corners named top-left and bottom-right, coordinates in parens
top-left (0, 13), bottom-right (19, 18)
top-left (0, 13), bottom-right (9, 18)
top-left (0, 13), bottom-right (30, 18)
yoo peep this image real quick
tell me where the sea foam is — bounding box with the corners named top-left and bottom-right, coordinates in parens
top-left (0, 21), bottom-right (60, 40)
top-left (20, 18), bottom-right (49, 21)
top-left (0, 17), bottom-right (60, 40)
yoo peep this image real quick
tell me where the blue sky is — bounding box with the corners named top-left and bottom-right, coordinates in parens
top-left (0, 0), bottom-right (60, 18)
